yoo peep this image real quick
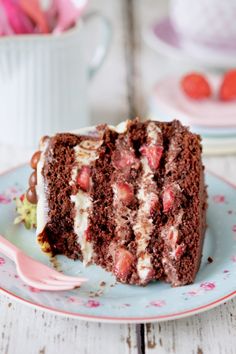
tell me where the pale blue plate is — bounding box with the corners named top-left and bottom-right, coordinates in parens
top-left (0, 165), bottom-right (236, 323)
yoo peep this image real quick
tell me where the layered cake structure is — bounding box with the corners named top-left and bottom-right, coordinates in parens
top-left (21, 119), bottom-right (207, 286)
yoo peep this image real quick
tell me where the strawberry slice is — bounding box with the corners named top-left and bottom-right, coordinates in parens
top-left (140, 144), bottom-right (163, 170)
top-left (219, 70), bottom-right (236, 101)
top-left (115, 182), bottom-right (134, 204)
top-left (84, 227), bottom-right (92, 242)
top-left (112, 149), bottom-right (139, 170)
top-left (163, 186), bottom-right (175, 213)
top-left (77, 166), bottom-right (91, 192)
top-left (181, 73), bottom-right (212, 100)
top-left (173, 244), bottom-right (185, 259)
top-left (114, 248), bottom-right (134, 280)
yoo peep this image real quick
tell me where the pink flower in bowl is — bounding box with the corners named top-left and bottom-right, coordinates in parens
top-left (200, 282), bottom-right (215, 291)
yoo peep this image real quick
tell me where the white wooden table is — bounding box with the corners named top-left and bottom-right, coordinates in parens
top-left (1, 1), bottom-right (236, 353)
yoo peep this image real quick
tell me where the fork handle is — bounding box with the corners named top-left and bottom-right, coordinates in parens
top-left (0, 235), bottom-right (19, 262)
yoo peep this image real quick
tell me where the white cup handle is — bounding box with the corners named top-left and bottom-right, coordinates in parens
top-left (83, 11), bottom-right (112, 79)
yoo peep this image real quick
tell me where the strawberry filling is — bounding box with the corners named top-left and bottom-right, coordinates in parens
top-left (112, 149), bottom-right (139, 170)
top-left (84, 227), bottom-right (92, 242)
top-left (77, 166), bottom-right (91, 192)
top-left (140, 144), bottom-right (163, 170)
top-left (115, 182), bottom-right (134, 205)
top-left (173, 244), bottom-right (186, 259)
top-left (163, 186), bottom-right (175, 213)
top-left (114, 248), bottom-right (134, 280)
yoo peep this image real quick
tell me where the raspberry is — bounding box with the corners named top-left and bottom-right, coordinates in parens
top-left (140, 144), bottom-right (163, 171)
top-left (77, 166), bottom-right (91, 192)
top-left (219, 70), bottom-right (236, 101)
top-left (181, 73), bottom-right (211, 100)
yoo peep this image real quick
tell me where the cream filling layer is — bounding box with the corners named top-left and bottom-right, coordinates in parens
top-left (71, 139), bottom-right (102, 265)
top-left (134, 122), bottom-right (162, 283)
top-left (36, 140), bottom-right (49, 237)
top-left (133, 158), bottom-right (156, 283)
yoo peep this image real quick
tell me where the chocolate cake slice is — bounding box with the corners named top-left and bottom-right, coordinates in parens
top-left (22, 119), bottom-right (207, 286)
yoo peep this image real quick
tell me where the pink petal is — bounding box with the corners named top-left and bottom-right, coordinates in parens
top-left (19, 0), bottom-right (49, 34)
top-left (0, 3), bottom-right (14, 35)
top-left (53, 0), bottom-right (85, 33)
top-left (2, 0), bottom-right (34, 34)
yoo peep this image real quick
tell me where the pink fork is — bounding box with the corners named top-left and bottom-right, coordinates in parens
top-left (0, 235), bottom-right (87, 291)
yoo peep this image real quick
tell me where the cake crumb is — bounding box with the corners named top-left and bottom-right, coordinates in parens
top-left (110, 282), bottom-right (118, 288)
top-left (89, 289), bottom-right (104, 298)
top-left (100, 281), bottom-right (106, 287)
top-left (207, 256), bottom-right (213, 263)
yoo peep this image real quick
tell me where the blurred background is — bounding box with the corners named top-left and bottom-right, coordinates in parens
top-left (1, 0), bottom-right (236, 158)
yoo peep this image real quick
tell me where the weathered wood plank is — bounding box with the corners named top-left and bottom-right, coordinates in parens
top-left (0, 295), bottom-right (138, 354)
top-left (145, 299), bottom-right (236, 354)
